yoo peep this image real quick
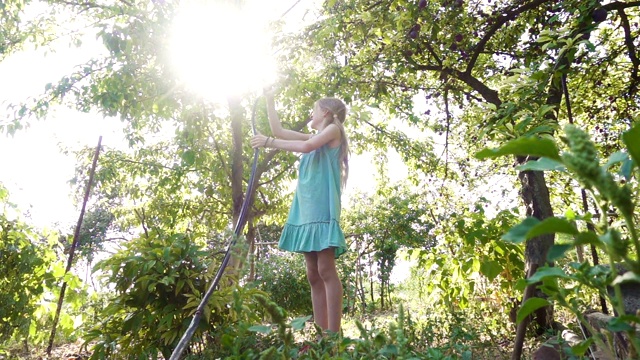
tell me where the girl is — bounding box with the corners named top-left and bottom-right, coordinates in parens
top-left (250, 93), bottom-right (350, 334)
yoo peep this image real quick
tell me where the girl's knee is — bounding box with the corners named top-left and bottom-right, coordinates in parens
top-left (306, 267), bottom-right (322, 285)
top-left (317, 263), bottom-right (338, 282)
top-left (316, 250), bottom-right (338, 281)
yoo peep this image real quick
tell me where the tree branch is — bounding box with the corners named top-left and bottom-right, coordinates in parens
top-left (134, 207), bottom-right (149, 238)
top-left (450, 68), bottom-right (502, 107)
top-left (442, 87), bottom-right (451, 182)
top-left (616, 8), bottom-right (640, 95)
top-left (466, 0), bottom-right (552, 75)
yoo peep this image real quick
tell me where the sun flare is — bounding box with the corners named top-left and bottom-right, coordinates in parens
top-left (169, 1), bottom-right (277, 101)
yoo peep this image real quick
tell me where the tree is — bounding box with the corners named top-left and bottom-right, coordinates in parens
top-left (281, 0), bottom-right (640, 334)
top-left (1, 0), bottom-right (319, 354)
top-left (5, 0), bottom-right (639, 356)
top-left (342, 184), bottom-right (434, 310)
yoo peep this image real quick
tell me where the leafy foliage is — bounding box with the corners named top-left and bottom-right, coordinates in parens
top-left (87, 231), bottom-right (226, 358)
top-left (0, 184), bottom-right (56, 345)
top-left (342, 184), bottom-right (434, 310)
top-left (3, 0), bottom-right (640, 357)
top-left (251, 248), bottom-right (312, 317)
top-left (404, 200), bottom-right (524, 328)
top-left (241, 301), bottom-right (477, 360)
top-left (478, 123), bottom-right (640, 357)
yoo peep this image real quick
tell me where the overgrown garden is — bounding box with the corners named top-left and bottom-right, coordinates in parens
top-left (2, 0), bottom-right (640, 359)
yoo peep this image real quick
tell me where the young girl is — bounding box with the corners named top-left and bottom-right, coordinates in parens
top-left (250, 93), bottom-right (350, 334)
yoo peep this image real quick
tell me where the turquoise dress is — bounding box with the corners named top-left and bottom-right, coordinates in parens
top-left (279, 144), bottom-right (347, 258)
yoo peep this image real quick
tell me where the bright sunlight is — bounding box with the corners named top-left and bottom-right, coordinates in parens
top-left (169, 1), bottom-right (277, 101)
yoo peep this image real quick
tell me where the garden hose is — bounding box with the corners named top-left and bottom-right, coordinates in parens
top-left (169, 96), bottom-right (262, 360)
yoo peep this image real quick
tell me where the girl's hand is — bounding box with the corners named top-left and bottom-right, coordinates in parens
top-left (251, 134), bottom-right (269, 148)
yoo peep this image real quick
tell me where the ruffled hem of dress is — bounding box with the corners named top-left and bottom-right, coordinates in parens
top-left (279, 219), bottom-right (347, 258)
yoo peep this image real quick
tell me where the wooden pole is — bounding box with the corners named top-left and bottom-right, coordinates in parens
top-left (46, 136), bottom-right (102, 355)
top-left (511, 264), bottom-right (538, 360)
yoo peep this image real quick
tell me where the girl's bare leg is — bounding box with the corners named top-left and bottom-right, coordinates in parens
top-left (304, 252), bottom-right (328, 330)
top-left (316, 248), bottom-right (343, 333)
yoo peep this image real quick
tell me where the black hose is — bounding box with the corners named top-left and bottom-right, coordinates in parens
top-left (169, 97), bottom-right (262, 360)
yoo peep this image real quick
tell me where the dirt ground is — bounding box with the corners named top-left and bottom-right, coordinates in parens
top-left (1, 342), bottom-right (90, 360)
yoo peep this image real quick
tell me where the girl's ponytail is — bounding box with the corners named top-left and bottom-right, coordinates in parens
top-left (316, 97), bottom-right (350, 189)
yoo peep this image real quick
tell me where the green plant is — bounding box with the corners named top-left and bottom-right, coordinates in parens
top-left (404, 201), bottom-right (523, 335)
top-left (85, 230), bottom-right (271, 359)
top-left (238, 301), bottom-right (477, 359)
top-left (251, 250), bottom-right (312, 316)
top-left (189, 289), bottom-right (276, 359)
top-left (477, 123), bottom-right (640, 358)
top-left (0, 185), bottom-right (57, 347)
top-left (86, 232), bottom-right (215, 358)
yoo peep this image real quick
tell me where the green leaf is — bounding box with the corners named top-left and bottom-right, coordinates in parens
top-left (547, 244), bottom-right (572, 262)
top-left (528, 267), bottom-right (568, 283)
top-left (475, 137), bottom-right (561, 161)
top-left (503, 217), bottom-right (578, 244)
top-left (461, 350), bottom-right (472, 360)
top-left (607, 317), bottom-right (634, 332)
top-left (248, 325), bottom-right (272, 334)
top-left (502, 217), bottom-right (540, 243)
top-left (181, 150), bottom-right (196, 166)
top-left (515, 278), bottom-right (528, 292)
top-left (603, 151), bottom-right (628, 170)
top-left (378, 345), bottom-right (399, 356)
top-left (620, 158), bottom-right (634, 181)
top-left (516, 297), bottom-right (549, 324)
top-left (574, 231), bottom-right (600, 246)
top-left (290, 315), bottom-right (312, 330)
top-left (516, 157), bottom-right (565, 171)
top-left (221, 333), bottom-right (234, 347)
top-left (622, 122), bottom-right (640, 171)
top-left (480, 260), bottom-right (502, 281)
top-left (599, 231), bottom-right (618, 251)
top-left (527, 217), bottom-right (579, 239)
top-left (536, 104), bottom-right (556, 117)
top-left (570, 338), bottom-right (594, 356)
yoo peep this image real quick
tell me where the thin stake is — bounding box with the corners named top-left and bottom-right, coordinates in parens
top-left (46, 136), bottom-right (102, 355)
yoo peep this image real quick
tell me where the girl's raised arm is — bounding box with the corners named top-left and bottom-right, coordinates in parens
top-left (265, 94), bottom-right (312, 141)
top-left (251, 123), bottom-right (341, 154)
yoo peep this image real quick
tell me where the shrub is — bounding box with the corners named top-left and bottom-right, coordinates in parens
top-left (0, 185), bottom-right (56, 347)
top-left (251, 250), bottom-right (313, 316)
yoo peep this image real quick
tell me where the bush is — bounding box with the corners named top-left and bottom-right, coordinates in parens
top-left (86, 232), bottom-right (214, 358)
top-left (251, 250), bottom-right (313, 317)
top-left (85, 231), bottom-right (270, 359)
top-left (0, 185), bottom-right (56, 346)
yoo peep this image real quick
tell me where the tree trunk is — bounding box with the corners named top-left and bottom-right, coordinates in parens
top-left (369, 260), bottom-right (375, 306)
top-left (226, 95), bottom-right (248, 279)
top-left (380, 276), bottom-right (385, 310)
top-left (516, 160), bottom-right (555, 331)
top-left (248, 226), bottom-right (257, 282)
top-left (357, 250), bottom-right (366, 313)
top-left (229, 95), bottom-right (245, 226)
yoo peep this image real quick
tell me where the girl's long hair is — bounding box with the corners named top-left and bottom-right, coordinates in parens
top-left (316, 97), bottom-right (350, 189)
